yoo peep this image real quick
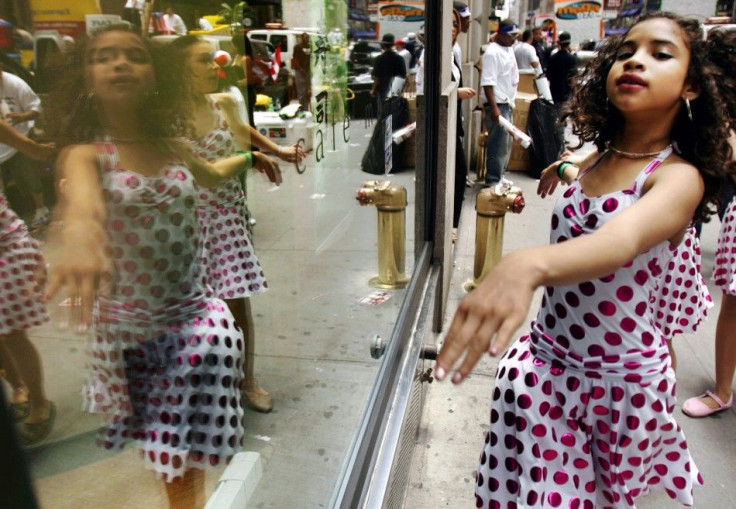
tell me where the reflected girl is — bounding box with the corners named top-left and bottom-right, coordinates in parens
top-left (172, 35), bottom-right (302, 413)
top-left (45, 26), bottom-right (275, 508)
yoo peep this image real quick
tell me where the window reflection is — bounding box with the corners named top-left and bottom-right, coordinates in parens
top-left (1, 2), bottom-right (416, 507)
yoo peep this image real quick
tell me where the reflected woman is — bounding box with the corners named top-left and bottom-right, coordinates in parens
top-left (172, 35), bottom-right (303, 413)
top-left (45, 26), bottom-right (277, 508)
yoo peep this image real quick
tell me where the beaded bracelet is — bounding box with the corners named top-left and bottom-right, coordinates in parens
top-left (556, 160), bottom-right (572, 180)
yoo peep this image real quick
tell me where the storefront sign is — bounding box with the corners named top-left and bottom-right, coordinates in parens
top-left (555, 1), bottom-right (602, 20)
top-left (31, 0), bottom-right (100, 37)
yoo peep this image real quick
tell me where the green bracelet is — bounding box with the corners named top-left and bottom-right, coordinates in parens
top-left (556, 161), bottom-right (572, 180)
top-left (235, 150), bottom-right (253, 170)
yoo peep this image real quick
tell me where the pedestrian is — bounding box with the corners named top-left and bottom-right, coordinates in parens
top-left (681, 26), bottom-right (736, 418)
top-left (514, 29), bottom-right (542, 76)
top-left (172, 34), bottom-right (303, 413)
top-left (0, 120), bottom-right (55, 446)
top-left (292, 33), bottom-right (312, 111)
top-left (0, 62), bottom-right (48, 228)
top-left (532, 26), bottom-right (548, 71)
top-left (480, 18), bottom-right (519, 186)
top-left (436, 12), bottom-right (734, 506)
top-left (546, 31), bottom-right (579, 150)
top-left (161, 5), bottom-right (187, 36)
top-left (450, 9), bottom-right (476, 240)
top-left (44, 26), bottom-right (275, 507)
top-left (395, 38), bottom-right (412, 74)
top-left (122, 0), bottom-right (144, 32)
top-left (370, 33), bottom-right (406, 119)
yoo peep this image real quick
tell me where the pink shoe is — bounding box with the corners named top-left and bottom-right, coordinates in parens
top-left (682, 391), bottom-right (733, 418)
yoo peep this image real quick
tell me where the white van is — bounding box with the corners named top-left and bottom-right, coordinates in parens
top-left (247, 28), bottom-right (319, 71)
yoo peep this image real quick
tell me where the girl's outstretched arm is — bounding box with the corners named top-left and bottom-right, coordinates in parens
top-left (46, 145), bottom-right (111, 330)
top-left (169, 140), bottom-right (282, 188)
top-left (212, 93), bottom-right (305, 164)
top-left (436, 158), bottom-right (704, 383)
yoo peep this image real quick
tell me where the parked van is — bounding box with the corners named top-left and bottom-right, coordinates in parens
top-left (247, 27), bottom-right (319, 71)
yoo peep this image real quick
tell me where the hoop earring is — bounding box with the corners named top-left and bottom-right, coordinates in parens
top-left (684, 97), bottom-right (693, 122)
top-left (75, 92), bottom-right (95, 112)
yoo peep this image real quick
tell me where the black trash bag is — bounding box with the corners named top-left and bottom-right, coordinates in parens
top-left (361, 96), bottom-right (410, 175)
top-left (527, 98), bottom-right (562, 178)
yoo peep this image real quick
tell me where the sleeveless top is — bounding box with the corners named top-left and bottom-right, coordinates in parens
top-left (95, 140), bottom-right (211, 326)
top-left (530, 146), bottom-right (674, 383)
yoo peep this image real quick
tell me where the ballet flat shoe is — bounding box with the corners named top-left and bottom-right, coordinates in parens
top-left (682, 391), bottom-right (733, 418)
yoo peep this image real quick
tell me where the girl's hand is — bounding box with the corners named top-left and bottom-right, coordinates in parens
top-left (435, 251), bottom-right (536, 384)
top-left (253, 152), bottom-right (282, 185)
top-left (458, 87), bottom-right (477, 100)
top-left (276, 144), bottom-right (306, 164)
top-left (45, 217), bottom-right (113, 331)
top-left (537, 160), bottom-right (564, 198)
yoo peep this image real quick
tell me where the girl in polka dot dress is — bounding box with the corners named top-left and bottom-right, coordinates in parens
top-left (172, 35), bottom-right (299, 413)
top-left (44, 27), bottom-right (277, 508)
top-left (0, 122), bottom-right (55, 445)
top-left (682, 27), bottom-right (736, 418)
top-left (436, 13), bottom-right (735, 508)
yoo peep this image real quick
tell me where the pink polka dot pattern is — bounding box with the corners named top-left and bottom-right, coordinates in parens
top-left (476, 148), bottom-right (703, 507)
top-left (85, 142), bottom-right (245, 482)
top-left (650, 226), bottom-right (712, 339)
top-left (714, 197), bottom-right (736, 295)
top-left (0, 194), bottom-right (48, 334)
top-left (186, 98), bottom-right (267, 300)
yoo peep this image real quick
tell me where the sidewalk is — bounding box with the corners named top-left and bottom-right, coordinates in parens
top-left (405, 171), bottom-right (736, 508)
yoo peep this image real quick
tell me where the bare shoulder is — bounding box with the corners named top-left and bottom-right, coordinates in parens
top-left (58, 143), bottom-right (97, 162)
top-left (644, 153), bottom-right (703, 195)
top-left (210, 92), bottom-right (237, 108)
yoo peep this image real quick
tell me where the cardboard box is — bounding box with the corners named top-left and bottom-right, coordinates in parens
top-left (254, 111), bottom-right (314, 152)
top-left (507, 92), bottom-right (535, 172)
top-left (518, 73), bottom-right (538, 96)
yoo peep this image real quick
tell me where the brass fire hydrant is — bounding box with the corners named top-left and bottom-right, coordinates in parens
top-left (356, 180), bottom-right (409, 289)
top-left (463, 183), bottom-right (525, 292)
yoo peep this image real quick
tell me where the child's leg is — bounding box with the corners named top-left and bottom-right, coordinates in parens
top-left (0, 338), bottom-right (28, 401)
top-left (1, 329), bottom-right (50, 423)
top-left (164, 469), bottom-right (205, 509)
top-left (712, 293), bottom-right (736, 405)
top-left (666, 339), bottom-right (677, 372)
top-left (225, 297), bottom-right (271, 412)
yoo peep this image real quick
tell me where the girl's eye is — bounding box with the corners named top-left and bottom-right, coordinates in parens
top-left (654, 51), bottom-right (673, 60)
top-left (127, 49), bottom-right (150, 63)
top-left (615, 51), bottom-right (633, 60)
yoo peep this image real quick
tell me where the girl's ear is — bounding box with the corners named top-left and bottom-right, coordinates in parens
top-left (682, 81), bottom-right (700, 101)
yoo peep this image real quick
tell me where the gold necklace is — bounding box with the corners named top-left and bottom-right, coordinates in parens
top-left (607, 142), bottom-right (672, 159)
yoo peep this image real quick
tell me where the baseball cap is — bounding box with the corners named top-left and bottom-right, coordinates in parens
top-left (498, 18), bottom-right (520, 35)
top-left (558, 31), bottom-right (572, 45)
top-left (453, 1), bottom-right (472, 18)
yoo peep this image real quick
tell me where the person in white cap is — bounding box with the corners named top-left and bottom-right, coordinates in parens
top-left (480, 18), bottom-right (519, 186)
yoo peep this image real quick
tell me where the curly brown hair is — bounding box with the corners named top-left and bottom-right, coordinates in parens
top-left (706, 27), bottom-right (736, 125)
top-left (43, 25), bottom-right (192, 146)
top-left (564, 12), bottom-right (734, 222)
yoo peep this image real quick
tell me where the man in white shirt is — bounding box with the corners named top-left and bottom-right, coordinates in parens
top-left (480, 18), bottom-right (519, 186)
top-left (0, 65), bottom-right (46, 225)
top-left (162, 6), bottom-right (187, 36)
top-left (514, 29), bottom-right (541, 75)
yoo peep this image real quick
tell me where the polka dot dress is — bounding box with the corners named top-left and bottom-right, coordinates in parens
top-left (714, 196), bottom-right (736, 296)
top-left (0, 193), bottom-right (48, 334)
top-left (187, 98), bottom-right (267, 301)
top-left (476, 147), bottom-right (703, 508)
top-left (84, 142), bottom-right (245, 482)
top-left (651, 226), bottom-right (712, 339)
